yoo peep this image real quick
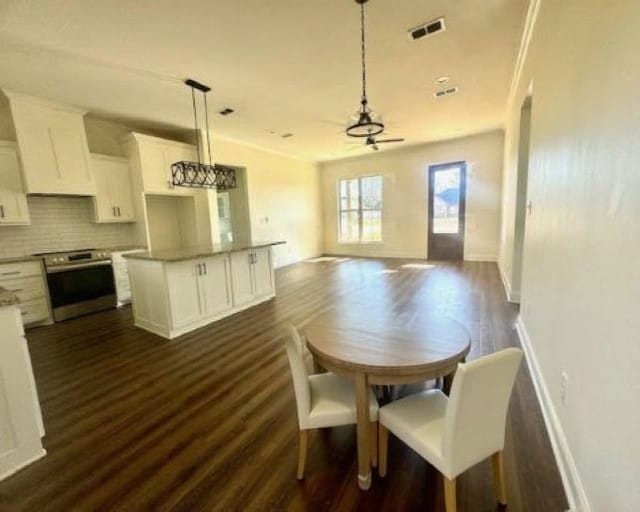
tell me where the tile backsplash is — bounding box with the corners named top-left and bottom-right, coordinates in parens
top-left (0, 196), bottom-right (136, 258)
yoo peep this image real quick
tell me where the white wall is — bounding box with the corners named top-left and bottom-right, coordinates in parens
top-left (319, 130), bottom-right (504, 260)
top-left (210, 136), bottom-right (323, 268)
top-left (499, 1), bottom-right (640, 510)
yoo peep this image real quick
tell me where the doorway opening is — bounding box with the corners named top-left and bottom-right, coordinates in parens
top-left (427, 161), bottom-right (467, 261)
top-left (511, 96), bottom-right (532, 301)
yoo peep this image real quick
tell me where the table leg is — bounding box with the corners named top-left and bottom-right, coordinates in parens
top-left (443, 357), bottom-right (466, 396)
top-left (313, 358), bottom-right (326, 374)
top-left (355, 372), bottom-right (371, 490)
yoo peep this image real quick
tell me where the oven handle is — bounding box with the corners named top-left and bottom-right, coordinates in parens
top-left (47, 261), bottom-right (112, 273)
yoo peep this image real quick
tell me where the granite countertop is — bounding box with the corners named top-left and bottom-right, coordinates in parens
top-left (123, 241), bottom-right (286, 262)
top-left (0, 255), bottom-right (44, 264)
top-left (0, 286), bottom-right (20, 307)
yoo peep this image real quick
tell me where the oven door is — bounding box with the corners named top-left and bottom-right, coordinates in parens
top-left (46, 261), bottom-right (116, 321)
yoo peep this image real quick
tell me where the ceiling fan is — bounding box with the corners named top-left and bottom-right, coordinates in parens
top-left (364, 135), bottom-right (405, 151)
top-left (344, 0), bottom-right (406, 148)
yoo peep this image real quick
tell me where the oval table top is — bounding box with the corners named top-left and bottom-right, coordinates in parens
top-left (303, 311), bottom-right (471, 378)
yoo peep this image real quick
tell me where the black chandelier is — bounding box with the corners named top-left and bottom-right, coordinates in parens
top-left (346, 0), bottom-right (385, 138)
top-left (171, 79), bottom-right (237, 190)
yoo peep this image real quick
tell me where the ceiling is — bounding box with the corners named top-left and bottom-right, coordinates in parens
top-left (0, 0), bottom-right (529, 161)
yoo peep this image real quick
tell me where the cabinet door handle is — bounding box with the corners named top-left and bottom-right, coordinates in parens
top-left (112, 206), bottom-right (116, 217)
top-left (248, 253), bottom-right (252, 264)
top-left (1, 271), bottom-right (20, 276)
top-left (117, 206), bottom-right (121, 217)
top-left (1, 204), bottom-right (5, 218)
top-left (196, 263), bottom-right (202, 275)
top-left (203, 263), bottom-right (207, 275)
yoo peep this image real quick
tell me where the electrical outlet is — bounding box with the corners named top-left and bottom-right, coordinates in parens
top-left (560, 372), bottom-right (569, 407)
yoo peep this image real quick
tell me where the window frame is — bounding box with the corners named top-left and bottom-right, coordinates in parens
top-left (337, 174), bottom-right (383, 244)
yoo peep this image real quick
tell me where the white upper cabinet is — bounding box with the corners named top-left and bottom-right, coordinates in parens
top-left (0, 142), bottom-right (30, 225)
top-left (91, 154), bottom-right (135, 223)
top-left (4, 91), bottom-right (94, 196)
top-left (123, 133), bottom-right (197, 195)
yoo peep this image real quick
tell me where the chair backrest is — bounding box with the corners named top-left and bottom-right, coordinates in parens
top-left (283, 324), bottom-right (311, 430)
top-left (442, 348), bottom-right (523, 477)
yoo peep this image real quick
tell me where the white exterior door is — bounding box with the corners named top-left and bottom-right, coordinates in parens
top-left (230, 251), bottom-right (254, 306)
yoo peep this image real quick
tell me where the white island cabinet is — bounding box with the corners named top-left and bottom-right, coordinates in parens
top-left (0, 288), bottom-right (46, 481)
top-left (125, 242), bottom-right (283, 340)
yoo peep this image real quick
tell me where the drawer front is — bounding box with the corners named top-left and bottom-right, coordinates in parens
top-left (0, 261), bottom-right (42, 281)
top-left (0, 276), bottom-right (46, 303)
top-left (19, 299), bottom-right (49, 325)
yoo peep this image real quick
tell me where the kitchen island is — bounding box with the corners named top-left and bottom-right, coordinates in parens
top-left (124, 241), bottom-right (285, 339)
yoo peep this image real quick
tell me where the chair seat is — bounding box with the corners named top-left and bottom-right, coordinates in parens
top-left (307, 372), bottom-right (379, 429)
top-left (379, 389), bottom-right (449, 475)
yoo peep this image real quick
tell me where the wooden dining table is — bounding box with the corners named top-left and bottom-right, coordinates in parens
top-left (303, 310), bottom-right (471, 490)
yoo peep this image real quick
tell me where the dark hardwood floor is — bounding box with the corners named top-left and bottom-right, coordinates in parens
top-left (0, 258), bottom-right (567, 511)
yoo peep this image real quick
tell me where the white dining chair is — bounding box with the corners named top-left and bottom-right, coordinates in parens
top-left (378, 348), bottom-right (523, 511)
top-left (284, 324), bottom-right (379, 479)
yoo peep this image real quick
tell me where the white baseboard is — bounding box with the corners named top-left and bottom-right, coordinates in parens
top-left (498, 262), bottom-right (520, 303)
top-left (0, 448), bottom-right (46, 482)
top-left (515, 316), bottom-right (590, 512)
top-left (464, 253), bottom-right (498, 262)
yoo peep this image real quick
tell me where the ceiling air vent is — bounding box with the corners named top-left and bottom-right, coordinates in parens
top-left (409, 18), bottom-right (446, 40)
top-left (434, 87), bottom-right (459, 98)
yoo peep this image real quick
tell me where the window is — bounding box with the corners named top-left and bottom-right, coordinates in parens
top-left (338, 175), bottom-right (383, 243)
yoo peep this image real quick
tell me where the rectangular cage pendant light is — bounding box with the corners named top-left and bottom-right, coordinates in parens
top-left (171, 78), bottom-right (237, 190)
top-left (171, 161), bottom-right (237, 190)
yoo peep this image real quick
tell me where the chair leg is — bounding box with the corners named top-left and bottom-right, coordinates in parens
top-left (370, 421), bottom-right (378, 467)
top-left (378, 423), bottom-right (388, 477)
top-left (491, 451), bottom-right (507, 505)
top-left (297, 430), bottom-right (308, 480)
top-left (443, 476), bottom-right (457, 512)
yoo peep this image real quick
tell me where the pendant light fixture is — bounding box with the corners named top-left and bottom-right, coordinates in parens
top-left (346, 0), bottom-right (384, 138)
top-left (171, 79), bottom-right (237, 190)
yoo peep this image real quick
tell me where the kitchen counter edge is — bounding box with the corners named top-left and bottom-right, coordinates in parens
top-left (122, 241), bottom-right (286, 262)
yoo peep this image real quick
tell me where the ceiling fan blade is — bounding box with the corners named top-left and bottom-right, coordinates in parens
top-left (374, 138), bottom-right (405, 144)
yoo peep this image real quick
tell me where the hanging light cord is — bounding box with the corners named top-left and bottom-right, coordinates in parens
top-left (191, 86), bottom-right (201, 166)
top-left (203, 93), bottom-right (213, 166)
top-left (360, 1), bottom-right (367, 108)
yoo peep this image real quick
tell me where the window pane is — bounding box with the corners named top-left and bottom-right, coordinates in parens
top-left (348, 179), bottom-right (359, 209)
top-left (433, 167), bottom-right (461, 234)
top-left (361, 176), bottom-right (382, 209)
top-left (340, 211), bottom-right (360, 242)
top-left (339, 180), bottom-right (348, 210)
top-left (362, 210), bottom-right (381, 242)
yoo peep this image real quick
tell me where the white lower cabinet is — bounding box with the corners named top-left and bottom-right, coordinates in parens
top-left (200, 256), bottom-right (233, 317)
top-left (0, 261), bottom-right (51, 326)
top-left (0, 304), bottom-right (46, 481)
top-left (166, 260), bottom-right (204, 329)
top-left (127, 247), bottom-right (276, 339)
top-left (230, 247), bottom-right (275, 306)
top-left (112, 250), bottom-right (144, 306)
top-left (230, 251), bottom-right (254, 306)
top-left (166, 256), bottom-right (233, 328)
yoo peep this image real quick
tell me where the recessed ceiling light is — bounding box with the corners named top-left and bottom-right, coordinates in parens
top-left (435, 76), bottom-right (450, 84)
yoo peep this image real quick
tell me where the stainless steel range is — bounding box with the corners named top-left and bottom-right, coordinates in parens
top-left (36, 249), bottom-right (116, 322)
